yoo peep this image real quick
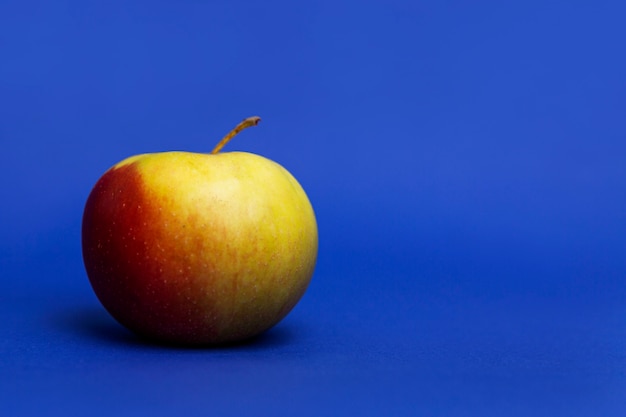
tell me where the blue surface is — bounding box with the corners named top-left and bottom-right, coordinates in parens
top-left (2, 1), bottom-right (626, 415)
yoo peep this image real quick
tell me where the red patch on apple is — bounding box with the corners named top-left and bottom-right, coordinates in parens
top-left (82, 163), bottom-right (223, 342)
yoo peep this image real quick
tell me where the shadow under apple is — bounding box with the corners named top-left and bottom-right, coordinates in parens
top-left (55, 305), bottom-right (298, 350)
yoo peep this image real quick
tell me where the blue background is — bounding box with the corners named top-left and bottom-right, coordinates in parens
top-left (1, 1), bottom-right (625, 415)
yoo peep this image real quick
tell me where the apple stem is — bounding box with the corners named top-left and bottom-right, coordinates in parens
top-left (210, 116), bottom-right (261, 154)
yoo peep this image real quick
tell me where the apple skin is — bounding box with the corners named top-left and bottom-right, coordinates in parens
top-left (82, 151), bottom-right (318, 345)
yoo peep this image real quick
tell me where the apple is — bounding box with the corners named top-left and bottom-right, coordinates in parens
top-left (81, 116), bottom-right (318, 345)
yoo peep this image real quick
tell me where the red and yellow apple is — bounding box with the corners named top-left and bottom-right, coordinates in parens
top-left (81, 117), bottom-right (318, 345)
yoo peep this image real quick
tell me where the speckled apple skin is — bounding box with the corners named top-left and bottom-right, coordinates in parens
top-left (82, 151), bottom-right (318, 345)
